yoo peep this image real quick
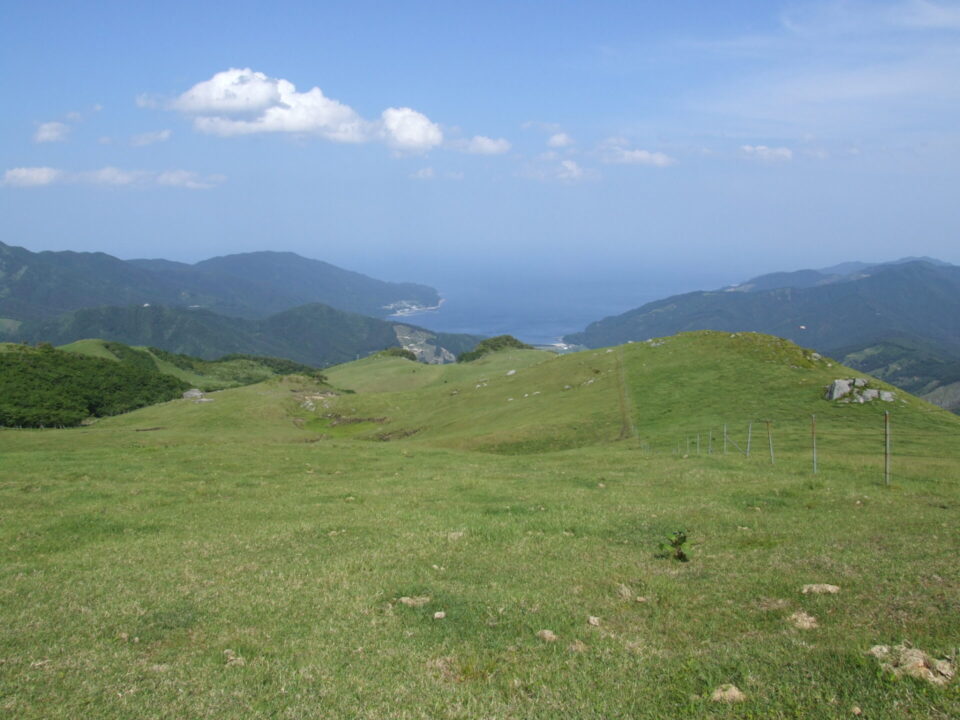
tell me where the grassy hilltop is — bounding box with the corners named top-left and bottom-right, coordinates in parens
top-left (1, 331), bottom-right (958, 718)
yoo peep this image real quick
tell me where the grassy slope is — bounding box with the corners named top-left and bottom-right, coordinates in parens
top-left (1, 334), bottom-right (959, 719)
top-left (322, 332), bottom-right (958, 455)
top-left (57, 338), bottom-right (293, 391)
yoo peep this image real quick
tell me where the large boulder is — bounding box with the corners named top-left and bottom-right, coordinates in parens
top-left (825, 379), bottom-right (852, 400)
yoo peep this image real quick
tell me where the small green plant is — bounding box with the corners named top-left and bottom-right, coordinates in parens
top-left (659, 529), bottom-right (689, 562)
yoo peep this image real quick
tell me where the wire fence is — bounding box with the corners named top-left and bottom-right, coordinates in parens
top-left (641, 410), bottom-right (960, 485)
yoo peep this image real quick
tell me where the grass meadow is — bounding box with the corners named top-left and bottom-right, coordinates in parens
top-left (2, 333), bottom-right (958, 718)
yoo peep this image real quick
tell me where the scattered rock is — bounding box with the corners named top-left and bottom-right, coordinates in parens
top-left (537, 629), bottom-right (558, 642)
top-left (868, 644), bottom-right (955, 685)
top-left (825, 379), bottom-right (894, 404)
top-left (433, 611), bottom-right (446, 620)
top-left (635, 596), bottom-right (649, 603)
top-left (587, 616), bottom-right (601, 627)
top-left (447, 531), bottom-right (465, 541)
top-left (398, 596), bottom-right (431, 607)
top-left (182, 388), bottom-right (204, 399)
top-left (852, 707), bottom-right (862, 716)
top-left (568, 640), bottom-right (587, 653)
top-left (711, 684), bottom-right (746, 703)
top-left (789, 611), bottom-right (819, 629)
top-left (617, 583), bottom-right (633, 599)
top-left (802, 584), bottom-right (840, 595)
top-left (506, 369), bottom-right (516, 376)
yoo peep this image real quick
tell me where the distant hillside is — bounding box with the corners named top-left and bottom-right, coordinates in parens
top-left (12, 303), bottom-right (480, 368)
top-left (565, 261), bottom-right (960, 412)
top-left (0, 241), bottom-right (439, 321)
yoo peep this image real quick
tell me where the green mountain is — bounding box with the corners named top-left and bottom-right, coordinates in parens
top-left (12, 303), bottom-right (480, 368)
top-left (565, 261), bottom-right (960, 412)
top-left (0, 241), bottom-right (440, 321)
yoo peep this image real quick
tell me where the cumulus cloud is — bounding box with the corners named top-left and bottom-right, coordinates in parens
top-left (547, 132), bottom-right (574, 148)
top-left (163, 68), bottom-right (507, 154)
top-left (3, 167), bottom-right (63, 186)
top-left (174, 68), bottom-right (283, 116)
top-left (599, 138), bottom-right (675, 167)
top-left (34, 121), bottom-right (70, 143)
top-left (170, 68), bottom-right (455, 151)
top-left (379, 107), bottom-right (443, 151)
top-left (2, 166), bottom-right (224, 189)
top-left (452, 135), bottom-right (511, 154)
top-left (131, 129), bottom-right (172, 146)
top-left (741, 144), bottom-right (793, 161)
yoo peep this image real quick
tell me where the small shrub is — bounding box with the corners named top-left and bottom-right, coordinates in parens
top-left (658, 530), bottom-right (690, 562)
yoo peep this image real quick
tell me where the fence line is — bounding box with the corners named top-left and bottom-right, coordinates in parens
top-left (661, 410), bottom-right (960, 484)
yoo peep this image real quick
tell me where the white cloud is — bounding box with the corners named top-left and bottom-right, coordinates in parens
top-left (82, 167), bottom-right (148, 185)
top-left (410, 167), bottom-right (435, 180)
top-left (131, 129), bottom-right (172, 146)
top-left (557, 160), bottom-right (585, 181)
top-left (379, 107), bottom-right (443, 151)
top-left (3, 167), bottom-right (63, 186)
top-left (741, 144), bottom-right (793, 161)
top-left (34, 121), bottom-right (70, 143)
top-left (161, 68), bottom-right (512, 156)
top-left (599, 138), bottom-right (675, 167)
top-left (2, 166), bottom-right (224, 189)
top-left (178, 68), bottom-right (369, 143)
top-left (174, 68), bottom-right (283, 115)
top-left (452, 135), bottom-right (511, 154)
top-left (547, 132), bottom-right (574, 148)
top-left (156, 170), bottom-right (225, 189)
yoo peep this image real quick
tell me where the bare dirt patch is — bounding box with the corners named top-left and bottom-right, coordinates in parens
top-left (398, 596), bottom-right (431, 608)
top-left (788, 611), bottom-right (818, 629)
top-left (868, 644), bottom-right (955, 686)
top-left (711, 684), bottom-right (746, 702)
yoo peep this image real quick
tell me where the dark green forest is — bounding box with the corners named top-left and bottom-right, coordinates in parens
top-left (0, 344), bottom-right (188, 428)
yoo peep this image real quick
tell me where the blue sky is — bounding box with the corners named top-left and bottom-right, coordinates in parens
top-left (2, 0), bottom-right (959, 299)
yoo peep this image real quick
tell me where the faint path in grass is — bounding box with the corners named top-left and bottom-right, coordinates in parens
top-left (615, 346), bottom-right (637, 441)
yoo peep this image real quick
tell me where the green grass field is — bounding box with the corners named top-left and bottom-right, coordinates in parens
top-left (2, 332), bottom-right (958, 718)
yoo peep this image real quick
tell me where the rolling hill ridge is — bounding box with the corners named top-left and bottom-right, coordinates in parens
top-left (565, 260), bottom-right (960, 412)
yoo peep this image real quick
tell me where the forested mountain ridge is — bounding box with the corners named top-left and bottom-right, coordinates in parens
top-left (0, 241), bottom-right (439, 321)
top-left (12, 303), bottom-right (480, 368)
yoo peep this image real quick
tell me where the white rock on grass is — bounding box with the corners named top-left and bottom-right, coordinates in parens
top-left (801, 584), bottom-right (840, 595)
top-left (537, 629), bottom-right (558, 642)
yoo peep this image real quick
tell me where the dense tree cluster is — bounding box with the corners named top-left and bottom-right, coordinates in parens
top-left (457, 335), bottom-right (534, 363)
top-left (0, 344), bottom-right (188, 428)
